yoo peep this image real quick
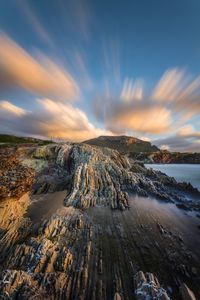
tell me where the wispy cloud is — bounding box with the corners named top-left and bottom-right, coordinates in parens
top-left (18, 0), bottom-right (53, 47)
top-left (102, 38), bottom-right (121, 84)
top-left (152, 68), bottom-right (186, 102)
top-left (0, 33), bottom-right (78, 101)
top-left (93, 67), bottom-right (200, 148)
top-left (121, 78), bottom-right (143, 101)
top-left (58, 0), bottom-right (91, 41)
top-left (0, 99), bottom-right (112, 141)
top-left (0, 101), bottom-right (26, 116)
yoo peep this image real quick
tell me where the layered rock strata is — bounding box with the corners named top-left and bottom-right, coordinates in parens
top-left (30, 143), bottom-right (200, 211)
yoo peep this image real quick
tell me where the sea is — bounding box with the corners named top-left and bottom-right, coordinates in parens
top-left (145, 164), bottom-right (200, 191)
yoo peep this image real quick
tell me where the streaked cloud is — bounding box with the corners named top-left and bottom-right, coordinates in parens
top-left (154, 134), bottom-right (200, 152)
top-left (93, 67), bottom-right (200, 150)
top-left (0, 99), bottom-right (111, 141)
top-left (59, 0), bottom-right (91, 41)
top-left (102, 38), bottom-right (121, 84)
top-left (121, 78), bottom-right (143, 102)
top-left (106, 103), bottom-right (172, 134)
top-left (0, 100), bottom-right (26, 116)
top-left (0, 33), bottom-right (78, 100)
top-left (152, 68), bottom-right (186, 102)
top-left (18, 0), bottom-right (53, 47)
top-left (178, 125), bottom-right (200, 138)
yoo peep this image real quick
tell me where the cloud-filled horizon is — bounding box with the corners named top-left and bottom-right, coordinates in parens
top-left (0, 0), bottom-right (200, 152)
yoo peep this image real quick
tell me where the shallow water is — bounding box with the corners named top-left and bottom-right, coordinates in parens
top-left (25, 190), bottom-right (67, 223)
top-left (130, 196), bottom-right (200, 254)
top-left (145, 164), bottom-right (200, 190)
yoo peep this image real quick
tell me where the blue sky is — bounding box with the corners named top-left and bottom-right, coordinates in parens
top-left (0, 0), bottom-right (200, 151)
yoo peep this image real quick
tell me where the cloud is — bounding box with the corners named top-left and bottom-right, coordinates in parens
top-left (102, 38), bottom-right (121, 84)
top-left (93, 92), bottom-right (172, 135)
top-left (93, 67), bottom-right (200, 142)
top-left (178, 125), bottom-right (200, 138)
top-left (18, 0), bottom-right (53, 47)
top-left (120, 78), bottom-right (143, 102)
top-left (106, 102), bottom-right (172, 134)
top-left (0, 101), bottom-right (26, 116)
top-left (152, 68), bottom-right (200, 120)
top-left (152, 68), bottom-right (186, 102)
top-left (58, 0), bottom-right (91, 41)
top-left (160, 144), bottom-right (170, 151)
top-left (0, 99), bottom-right (111, 141)
top-left (154, 125), bottom-right (200, 152)
top-left (140, 137), bottom-right (151, 142)
top-left (154, 135), bottom-right (200, 152)
top-left (0, 33), bottom-right (78, 100)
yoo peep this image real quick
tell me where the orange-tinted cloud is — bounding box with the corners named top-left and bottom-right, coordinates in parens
top-left (0, 33), bottom-right (78, 100)
top-left (106, 104), bottom-right (172, 134)
top-left (0, 100), bottom-right (26, 116)
top-left (120, 78), bottom-right (143, 102)
top-left (152, 68), bottom-right (186, 102)
top-left (93, 67), bottom-right (200, 138)
top-left (0, 99), bottom-right (112, 141)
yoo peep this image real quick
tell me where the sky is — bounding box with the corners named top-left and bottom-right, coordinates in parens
top-left (0, 0), bottom-right (200, 152)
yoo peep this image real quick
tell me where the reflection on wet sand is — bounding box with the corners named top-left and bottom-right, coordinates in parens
top-left (0, 192), bottom-right (199, 299)
top-left (25, 190), bottom-right (67, 223)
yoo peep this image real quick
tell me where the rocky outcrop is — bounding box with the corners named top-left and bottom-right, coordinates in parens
top-left (179, 283), bottom-right (196, 300)
top-left (0, 148), bottom-right (35, 200)
top-left (0, 142), bottom-right (200, 299)
top-left (130, 150), bottom-right (200, 164)
top-left (1, 143), bottom-right (200, 212)
top-left (63, 144), bottom-right (131, 210)
top-left (59, 144), bottom-right (199, 211)
top-left (134, 271), bottom-right (170, 299)
top-left (23, 143), bottom-right (200, 211)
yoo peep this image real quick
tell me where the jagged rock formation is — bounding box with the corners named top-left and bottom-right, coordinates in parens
top-left (134, 271), bottom-right (170, 299)
top-left (63, 143), bottom-right (130, 210)
top-left (1, 143), bottom-right (199, 211)
top-left (0, 143), bottom-right (200, 299)
top-left (0, 148), bottom-right (35, 200)
top-left (130, 150), bottom-right (200, 164)
top-left (0, 191), bottom-right (199, 299)
top-left (29, 143), bottom-right (200, 211)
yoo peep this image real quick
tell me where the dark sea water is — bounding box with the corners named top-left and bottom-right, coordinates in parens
top-left (145, 164), bottom-right (200, 190)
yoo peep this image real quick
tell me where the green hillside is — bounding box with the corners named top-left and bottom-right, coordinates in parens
top-left (0, 134), bottom-right (52, 146)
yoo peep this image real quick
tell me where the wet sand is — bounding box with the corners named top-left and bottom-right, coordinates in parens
top-left (25, 190), bottom-right (67, 223)
top-left (1, 192), bottom-right (200, 299)
top-left (87, 196), bottom-right (200, 298)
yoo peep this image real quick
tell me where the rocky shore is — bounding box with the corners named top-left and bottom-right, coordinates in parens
top-left (130, 150), bottom-right (200, 164)
top-left (0, 143), bottom-right (199, 299)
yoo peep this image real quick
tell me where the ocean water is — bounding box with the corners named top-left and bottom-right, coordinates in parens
top-left (145, 164), bottom-right (200, 191)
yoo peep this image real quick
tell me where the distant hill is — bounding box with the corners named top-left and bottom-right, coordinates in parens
top-left (0, 134), bottom-right (52, 146)
top-left (84, 135), bottom-right (159, 153)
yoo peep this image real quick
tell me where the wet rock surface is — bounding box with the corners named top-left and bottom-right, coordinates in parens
top-left (0, 143), bottom-right (200, 299)
top-left (1, 143), bottom-right (200, 211)
top-left (134, 271), bottom-right (170, 299)
top-left (29, 143), bottom-right (200, 211)
top-left (0, 194), bottom-right (199, 299)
